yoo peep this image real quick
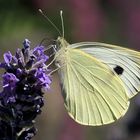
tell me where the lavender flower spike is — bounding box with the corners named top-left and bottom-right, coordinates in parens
top-left (0, 39), bottom-right (51, 140)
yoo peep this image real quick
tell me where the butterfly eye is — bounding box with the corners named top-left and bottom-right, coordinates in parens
top-left (113, 65), bottom-right (124, 75)
top-left (52, 40), bottom-right (57, 45)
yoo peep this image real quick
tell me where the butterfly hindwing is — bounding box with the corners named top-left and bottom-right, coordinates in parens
top-left (70, 42), bottom-right (140, 98)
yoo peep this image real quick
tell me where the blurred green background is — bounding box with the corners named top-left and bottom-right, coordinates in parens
top-left (0, 0), bottom-right (140, 140)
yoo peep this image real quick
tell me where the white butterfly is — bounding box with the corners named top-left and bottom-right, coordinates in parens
top-left (40, 10), bottom-right (140, 126)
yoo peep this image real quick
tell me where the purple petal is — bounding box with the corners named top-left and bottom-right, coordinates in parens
top-left (33, 45), bottom-right (49, 63)
top-left (33, 46), bottom-right (44, 56)
top-left (12, 56), bottom-right (18, 64)
top-left (0, 62), bottom-right (6, 68)
top-left (2, 73), bottom-right (19, 88)
top-left (3, 51), bottom-right (12, 64)
top-left (35, 68), bottom-right (51, 88)
top-left (40, 55), bottom-right (49, 62)
top-left (16, 68), bottom-right (23, 77)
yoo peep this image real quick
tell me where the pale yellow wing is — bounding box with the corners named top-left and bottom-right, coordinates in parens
top-left (58, 48), bottom-right (129, 126)
top-left (70, 42), bottom-right (140, 98)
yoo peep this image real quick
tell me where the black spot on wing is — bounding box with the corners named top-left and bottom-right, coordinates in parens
top-left (113, 65), bottom-right (124, 75)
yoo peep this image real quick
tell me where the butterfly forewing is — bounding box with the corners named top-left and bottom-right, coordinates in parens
top-left (70, 42), bottom-right (140, 98)
top-left (55, 44), bottom-right (129, 126)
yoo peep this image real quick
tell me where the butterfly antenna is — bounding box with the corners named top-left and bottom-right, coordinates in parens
top-left (60, 10), bottom-right (65, 38)
top-left (39, 9), bottom-right (62, 36)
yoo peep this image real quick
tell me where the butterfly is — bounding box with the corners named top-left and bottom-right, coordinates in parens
top-left (40, 9), bottom-right (140, 126)
top-left (54, 36), bottom-right (140, 126)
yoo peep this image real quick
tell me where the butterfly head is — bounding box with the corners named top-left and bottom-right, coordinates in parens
top-left (57, 36), bottom-right (69, 49)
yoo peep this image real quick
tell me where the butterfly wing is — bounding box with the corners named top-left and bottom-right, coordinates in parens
top-left (57, 47), bottom-right (129, 126)
top-left (70, 42), bottom-right (140, 99)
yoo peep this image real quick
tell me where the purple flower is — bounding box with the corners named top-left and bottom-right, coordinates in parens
top-left (33, 46), bottom-right (49, 62)
top-left (33, 46), bottom-right (44, 56)
top-left (2, 73), bottom-right (19, 88)
top-left (35, 68), bottom-right (51, 90)
top-left (0, 39), bottom-right (52, 140)
top-left (3, 51), bottom-right (13, 64)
